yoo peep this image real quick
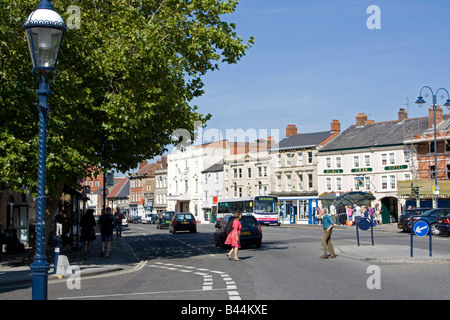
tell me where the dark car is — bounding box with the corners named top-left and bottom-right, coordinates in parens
top-left (434, 210), bottom-right (450, 235)
top-left (411, 208), bottom-right (450, 235)
top-left (214, 215), bottom-right (262, 248)
top-left (169, 213), bottom-right (197, 234)
top-left (397, 208), bottom-right (431, 232)
top-left (157, 211), bottom-right (175, 229)
top-left (129, 216), bottom-right (141, 224)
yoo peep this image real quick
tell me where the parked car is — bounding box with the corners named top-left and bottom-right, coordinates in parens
top-left (214, 215), bottom-right (262, 248)
top-left (122, 215), bottom-right (129, 227)
top-left (434, 210), bottom-right (450, 235)
top-left (397, 208), bottom-right (431, 232)
top-left (157, 211), bottom-right (175, 229)
top-left (169, 213), bottom-right (197, 234)
top-left (411, 208), bottom-right (450, 235)
top-left (142, 213), bottom-right (157, 224)
top-left (129, 216), bottom-right (141, 224)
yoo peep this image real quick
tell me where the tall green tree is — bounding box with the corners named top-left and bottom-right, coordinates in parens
top-left (0, 0), bottom-right (253, 199)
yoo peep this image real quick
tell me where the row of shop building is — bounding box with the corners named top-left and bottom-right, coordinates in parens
top-left (1, 107), bottom-right (450, 248)
top-left (109, 107), bottom-right (450, 225)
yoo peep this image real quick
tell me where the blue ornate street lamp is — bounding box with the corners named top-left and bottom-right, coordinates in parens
top-left (415, 86), bottom-right (450, 209)
top-left (23, 0), bottom-right (66, 300)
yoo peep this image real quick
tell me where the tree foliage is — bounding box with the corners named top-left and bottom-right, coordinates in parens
top-left (0, 0), bottom-right (254, 195)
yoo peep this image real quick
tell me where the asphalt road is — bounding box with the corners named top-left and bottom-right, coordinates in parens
top-left (4, 223), bottom-right (450, 302)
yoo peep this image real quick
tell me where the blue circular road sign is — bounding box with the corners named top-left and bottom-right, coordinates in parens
top-left (358, 218), bottom-right (371, 231)
top-left (413, 220), bottom-right (429, 237)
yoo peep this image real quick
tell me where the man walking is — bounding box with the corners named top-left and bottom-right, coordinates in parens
top-left (114, 207), bottom-right (124, 238)
top-left (98, 207), bottom-right (115, 258)
top-left (320, 208), bottom-right (336, 259)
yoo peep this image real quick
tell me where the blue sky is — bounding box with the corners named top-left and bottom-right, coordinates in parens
top-left (192, 0), bottom-right (450, 142)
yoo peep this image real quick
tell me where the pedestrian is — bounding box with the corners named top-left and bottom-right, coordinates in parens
top-left (316, 207), bottom-right (323, 225)
top-left (225, 211), bottom-right (242, 261)
top-left (54, 211), bottom-right (63, 237)
top-left (361, 205), bottom-right (367, 218)
top-left (346, 205), bottom-right (353, 224)
top-left (368, 206), bottom-right (374, 220)
top-left (0, 224), bottom-right (6, 261)
top-left (114, 207), bottom-right (124, 238)
top-left (374, 203), bottom-right (382, 225)
top-left (354, 204), bottom-right (362, 223)
top-left (338, 203), bottom-right (347, 225)
top-left (329, 202), bottom-right (337, 224)
top-left (80, 209), bottom-right (96, 259)
top-left (320, 208), bottom-right (336, 259)
top-left (98, 207), bottom-right (115, 258)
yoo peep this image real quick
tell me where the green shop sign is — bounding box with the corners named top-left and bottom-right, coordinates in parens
top-left (384, 165), bottom-right (408, 171)
top-left (323, 169), bottom-right (343, 174)
top-left (351, 168), bottom-right (372, 173)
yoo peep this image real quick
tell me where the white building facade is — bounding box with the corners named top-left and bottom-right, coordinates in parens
top-left (167, 142), bottom-right (231, 223)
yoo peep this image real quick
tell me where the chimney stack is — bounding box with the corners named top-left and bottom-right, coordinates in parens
top-left (356, 113), bottom-right (368, 127)
top-left (286, 124), bottom-right (298, 137)
top-left (429, 106), bottom-right (443, 128)
top-left (267, 136), bottom-right (275, 149)
top-left (398, 108), bottom-right (408, 123)
top-left (331, 120), bottom-right (341, 133)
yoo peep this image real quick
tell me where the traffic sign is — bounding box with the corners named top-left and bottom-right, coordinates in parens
top-left (413, 220), bottom-right (429, 237)
top-left (355, 217), bottom-right (374, 246)
top-left (358, 218), bottom-right (371, 231)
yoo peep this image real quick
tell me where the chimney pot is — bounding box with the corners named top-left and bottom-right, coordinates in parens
top-left (331, 120), bottom-right (341, 133)
top-left (429, 106), bottom-right (443, 128)
top-left (286, 124), bottom-right (298, 137)
top-left (398, 108), bottom-right (408, 123)
top-left (356, 113), bottom-right (368, 126)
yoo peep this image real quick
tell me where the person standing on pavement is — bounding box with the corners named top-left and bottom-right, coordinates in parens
top-left (225, 211), bottom-right (242, 261)
top-left (329, 202), bottom-right (337, 224)
top-left (114, 207), bottom-right (124, 238)
top-left (0, 224), bottom-right (5, 261)
top-left (80, 209), bottom-right (96, 259)
top-left (98, 207), bottom-right (115, 258)
top-left (338, 203), bottom-right (347, 225)
top-left (353, 204), bottom-right (362, 223)
top-left (320, 208), bottom-right (336, 259)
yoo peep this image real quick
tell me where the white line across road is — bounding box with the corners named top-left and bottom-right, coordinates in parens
top-left (149, 262), bottom-right (241, 300)
top-left (57, 261), bottom-right (241, 300)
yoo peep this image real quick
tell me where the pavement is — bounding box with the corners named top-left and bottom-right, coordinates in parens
top-left (282, 222), bottom-right (450, 263)
top-left (0, 228), bottom-right (139, 290)
top-left (1, 223), bottom-right (450, 291)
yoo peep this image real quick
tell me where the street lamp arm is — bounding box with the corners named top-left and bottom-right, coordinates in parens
top-left (418, 86), bottom-right (435, 99)
top-left (435, 88), bottom-right (450, 103)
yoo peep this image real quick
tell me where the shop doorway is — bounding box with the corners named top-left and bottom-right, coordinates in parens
top-left (381, 197), bottom-right (398, 224)
top-left (7, 203), bottom-right (29, 246)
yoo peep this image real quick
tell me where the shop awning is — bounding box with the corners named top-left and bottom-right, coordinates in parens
top-left (338, 191), bottom-right (375, 205)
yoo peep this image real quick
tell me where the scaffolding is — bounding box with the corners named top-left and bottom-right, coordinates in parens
top-left (401, 116), bottom-right (450, 200)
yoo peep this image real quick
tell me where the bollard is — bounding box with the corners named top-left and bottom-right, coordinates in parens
top-left (53, 236), bottom-right (61, 274)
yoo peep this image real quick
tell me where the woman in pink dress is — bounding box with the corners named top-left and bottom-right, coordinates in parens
top-left (225, 212), bottom-right (242, 261)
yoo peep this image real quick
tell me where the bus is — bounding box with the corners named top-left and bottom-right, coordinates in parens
top-left (217, 196), bottom-right (280, 226)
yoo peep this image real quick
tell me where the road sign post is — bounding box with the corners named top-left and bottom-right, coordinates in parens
top-left (410, 218), bottom-right (432, 257)
top-left (356, 216), bottom-right (374, 247)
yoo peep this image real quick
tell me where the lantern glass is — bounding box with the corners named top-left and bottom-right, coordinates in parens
top-left (26, 26), bottom-right (64, 70)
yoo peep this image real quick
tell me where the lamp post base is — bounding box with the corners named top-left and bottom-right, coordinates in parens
top-left (30, 254), bottom-right (51, 300)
